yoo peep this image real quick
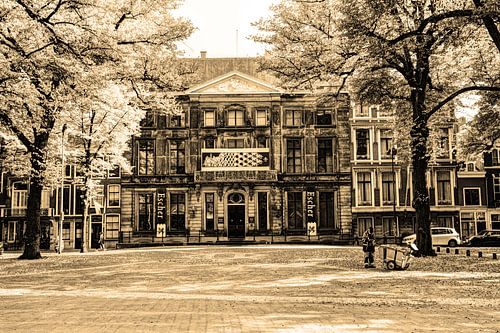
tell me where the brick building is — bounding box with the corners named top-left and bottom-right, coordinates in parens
top-left (350, 103), bottom-right (460, 241)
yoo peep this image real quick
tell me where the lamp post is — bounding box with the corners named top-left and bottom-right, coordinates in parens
top-left (58, 124), bottom-right (67, 254)
top-left (390, 146), bottom-right (398, 238)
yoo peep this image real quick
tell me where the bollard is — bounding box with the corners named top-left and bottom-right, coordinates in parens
top-left (466, 250), bottom-right (471, 257)
top-left (493, 253), bottom-right (497, 260)
top-left (446, 248), bottom-right (450, 254)
top-left (436, 247), bottom-right (440, 252)
top-left (478, 251), bottom-right (483, 258)
top-left (455, 249), bottom-right (459, 255)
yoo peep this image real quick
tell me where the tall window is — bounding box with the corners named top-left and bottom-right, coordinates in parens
top-left (63, 222), bottom-right (70, 240)
top-left (358, 217), bottom-right (373, 236)
top-left (357, 105), bottom-right (369, 117)
top-left (107, 185), bottom-right (120, 207)
top-left (170, 141), bottom-right (185, 174)
top-left (356, 129), bottom-right (369, 160)
top-left (318, 139), bottom-right (334, 173)
top-left (227, 109), bottom-right (244, 126)
top-left (492, 149), bottom-right (500, 166)
top-left (255, 109), bottom-right (268, 126)
top-left (437, 128), bottom-right (450, 158)
top-left (138, 193), bottom-right (154, 231)
top-left (138, 140), bottom-right (155, 175)
top-left (205, 193), bottom-right (215, 231)
top-left (381, 172), bottom-right (395, 205)
top-left (492, 214), bottom-right (500, 229)
top-left (41, 190), bottom-right (51, 209)
top-left (464, 188), bottom-right (480, 206)
top-left (105, 215), bottom-right (120, 239)
top-left (141, 110), bottom-right (155, 127)
top-left (170, 114), bottom-right (183, 127)
top-left (287, 192), bottom-right (303, 229)
top-left (75, 186), bottom-right (84, 214)
top-left (90, 185), bottom-right (104, 210)
top-left (62, 185), bottom-right (71, 215)
top-left (170, 193), bottom-right (186, 231)
top-left (204, 109), bottom-right (215, 127)
top-left (12, 182), bottom-right (27, 216)
top-left (382, 217), bottom-right (395, 236)
top-left (258, 192), bottom-right (268, 230)
top-left (286, 139), bottom-right (302, 173)
top-left (319, 192), bottom-right (335, 229)
top-left (494, 176), bottom-right (500, 201)
top-left (317, 107), bottom-right (333, 125)
top-left (380, 130), bottom-right (393, 159)
top-left (285, 110), bottom-right (302, 126)
top-left (357, 172), bottom-right (372, 206)
top-left (436, 171), bottom-right (452, 205)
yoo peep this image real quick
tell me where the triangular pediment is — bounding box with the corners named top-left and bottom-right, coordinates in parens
top-left (187, 71), bottom-right (282, 95)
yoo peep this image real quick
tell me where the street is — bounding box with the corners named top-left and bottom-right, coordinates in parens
top-left (1, 245), bottom-right (499, 332)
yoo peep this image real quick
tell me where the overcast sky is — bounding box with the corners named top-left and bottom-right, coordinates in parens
top-left (174, 0), bottom-right (279, 58)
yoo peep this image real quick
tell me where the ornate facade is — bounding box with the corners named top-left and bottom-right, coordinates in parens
top-left (120, 69), bottom-right (352, 244)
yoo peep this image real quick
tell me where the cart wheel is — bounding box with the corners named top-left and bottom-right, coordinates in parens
top-left (387, 261), bottom-right (396, 270)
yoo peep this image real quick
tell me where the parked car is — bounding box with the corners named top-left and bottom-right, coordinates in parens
top-left (403, 227), bottom-right (461, 247)
top-left (465, 230), bottom-right (500, 247)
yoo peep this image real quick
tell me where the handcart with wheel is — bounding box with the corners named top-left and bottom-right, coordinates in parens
top-left (378, 244), bottom-right (418, 270)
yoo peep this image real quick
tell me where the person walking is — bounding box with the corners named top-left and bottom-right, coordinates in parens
top-left (98, 232), bottom-right (105, 251)
top-left (362, 226), bottom-right (376, 268)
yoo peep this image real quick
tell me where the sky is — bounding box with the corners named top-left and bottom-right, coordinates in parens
top-left (173, 0), bottom-right (280, 58)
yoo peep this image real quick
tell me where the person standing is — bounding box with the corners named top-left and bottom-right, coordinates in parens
top-left (98, 232), bottom-right (105, 251)
top-left (362, 227), bottom-right (376, 268)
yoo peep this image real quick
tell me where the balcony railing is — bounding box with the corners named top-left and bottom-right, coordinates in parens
top-left (1, 208), bottom-right (53, 217)
top-left (201, 148), bottom-right (270, 171)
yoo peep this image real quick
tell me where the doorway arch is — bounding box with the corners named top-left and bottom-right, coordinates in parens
top-left (227, 192), bottom-right (246, 238)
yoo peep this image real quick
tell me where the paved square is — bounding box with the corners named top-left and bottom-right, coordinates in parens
top-left (1, 245), bottom-right (499, 332)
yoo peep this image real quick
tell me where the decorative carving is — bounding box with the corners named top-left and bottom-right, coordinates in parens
top-left (203, 151), bottom-right (269, 168)
top-left (203, 77), bottom-right (274, 94)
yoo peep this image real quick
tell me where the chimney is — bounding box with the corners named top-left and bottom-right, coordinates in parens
top-left (200, 51), bottom-right (207, 59)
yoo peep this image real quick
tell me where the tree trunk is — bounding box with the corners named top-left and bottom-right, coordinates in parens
top-left (80, 177), bottom-right (90, 253)
top-left (411, 117), bottom-right (435, 256)
top-left (19, 145), bottom-right (47, 259)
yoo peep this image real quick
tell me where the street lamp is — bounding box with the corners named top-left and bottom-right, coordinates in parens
top-left (58, 124), bottom-right (67, 254)
top-left (390, 146), bottom-right (398, 238)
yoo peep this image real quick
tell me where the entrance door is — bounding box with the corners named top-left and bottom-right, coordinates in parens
top-left (228, 205), bottom-right (245, 238)
top-left (40, 222), bottom-right (51, 250)
top-left (75, 222), bottom-right (83, 249)
top-left (91, 223), bottom-right (102, 249)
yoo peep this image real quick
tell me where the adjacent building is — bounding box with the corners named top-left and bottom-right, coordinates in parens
top-left (350, 103), bottom-right (460, 240)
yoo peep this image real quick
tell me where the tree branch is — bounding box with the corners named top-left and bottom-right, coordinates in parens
top-left (0, 110), bottom-right (34, 151)
top-left (389, 9), bottom-right (476, 45)
top-left (473, 0), bottom-right (500, 52)
top-left (427, 86), bottom-right (500, 119)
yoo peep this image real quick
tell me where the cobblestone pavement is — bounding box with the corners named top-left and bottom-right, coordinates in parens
top-left (1, 245), bottom-right (499, 332)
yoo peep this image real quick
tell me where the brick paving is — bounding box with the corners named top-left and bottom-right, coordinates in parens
top-left (1, 245), bottom-right (499, 332)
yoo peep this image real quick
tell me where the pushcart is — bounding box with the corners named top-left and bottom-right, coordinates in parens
top-left (378, 244), bottom-right (417, 270)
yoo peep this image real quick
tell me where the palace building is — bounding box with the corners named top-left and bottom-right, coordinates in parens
top-left (119, 61), bottom-right (353, 245)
